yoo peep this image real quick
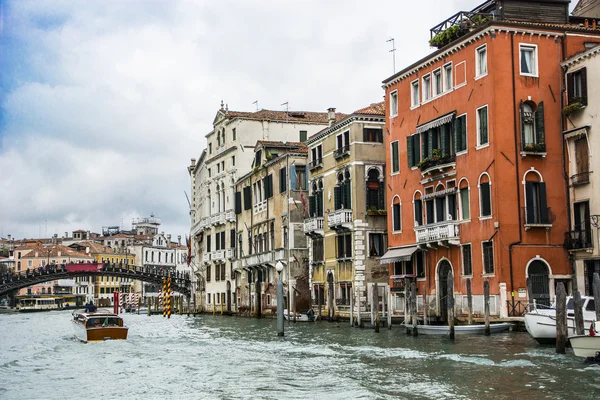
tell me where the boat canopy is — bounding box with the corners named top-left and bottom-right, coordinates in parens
top-left (379, 246), bottom-right (417, 264)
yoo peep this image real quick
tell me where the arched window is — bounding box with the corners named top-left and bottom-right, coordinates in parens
top-left (366, 168), bottom-right (384, 210)
top-left (435, 184), bottom-right (446, 223)
top-left (478, 173), bottom-right (492, 218)
top-left (524, 170), bottom-right (549, 225)
top-left (413, 191), bottom-right (423, 226)
top-left (334, 171), bottom-right (351, 210)
top-left (459, 178), bottom-right (470, 221)
top-left (392, 196), bottom-right (401, 232)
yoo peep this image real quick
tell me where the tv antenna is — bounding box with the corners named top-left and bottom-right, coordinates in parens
top-left (387, 37), bottom-right (396, 74)
top-left (253, 100), bottom-right (259, 111)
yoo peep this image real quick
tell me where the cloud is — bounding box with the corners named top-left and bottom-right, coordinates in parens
top-left (0, 0), bottom-right (478, 239)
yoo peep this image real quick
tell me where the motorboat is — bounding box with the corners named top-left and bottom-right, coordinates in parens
top-left (72, 311), bottom-right (128, 342)
top-left (569, 322), bottom-right (600, 358)
top-left (404, 323), bottom-right (513, 335)
top-left (284, 309), bottom-right (315, 322)
top-left (524, 296), bottom-right (596, 344)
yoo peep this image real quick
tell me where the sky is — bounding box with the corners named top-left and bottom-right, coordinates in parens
top-left (0, 0), bottom-right (579, 240)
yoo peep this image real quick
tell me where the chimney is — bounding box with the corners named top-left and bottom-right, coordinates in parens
top-left (327, 107), bottom-right (336, 127)
top-left (65, 232), bottom-right (68, 238)
top-left (167, 234), bottom-right (172, 247)
top-left (178, 235), bottom-right (181, 245)
top-left (191, 158), bottom-right (196, 167)
top-left (86, 247), bottom-right (90, 254)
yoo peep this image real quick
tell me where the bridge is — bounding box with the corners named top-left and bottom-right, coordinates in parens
top-left (0, 263), bottom-right (192, 297)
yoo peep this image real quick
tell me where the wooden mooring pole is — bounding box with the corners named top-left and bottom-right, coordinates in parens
top-left (387, 287), bottom-right (392, 330)
top-left (594, 273), bottom-right (600, 321)
top-left (448, 270), bottom-right (455, 340)
top-left (411, 281), bottom-right (418, 337)
top-left (466, 278), bottom-right (473, 326)
top-left (350, 285), bottom-right (354, 327)
top-left (374, 283), bottom-right (380, 333)
top-left (484, 280), bottom-right (490, 336)
top-left (556, 282), bottom-right (567, 354)
top-left (382, 285), bottom-right (387, 329)
top-left (573, 290), bottom-right (585, 336)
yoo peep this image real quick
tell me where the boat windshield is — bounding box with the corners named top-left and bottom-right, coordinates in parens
top-left (566, 299), bottom-right (574, 310)
top-left (86, 317), bottom-right (121, 328)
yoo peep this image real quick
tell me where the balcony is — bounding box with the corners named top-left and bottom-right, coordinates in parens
top-left (304, 217), bottom-right (324, 236)
top-left (225, 209), bottom-right (236, 222)
top-left (571, 171), bottom-right (592, 187)
top-left (226, 248), bottom-right (234, 260)
top-left (419, 154), bottom-right (456, 176)
top-left (564, 230), bottom-right (593, 251)
top-left (202, 253), bottom-right (210, 263)
top-left (430, 11), bottom-right (494, 48)
top-left (328, 209), bottom-right (353, 229)
top-left (415, 221), bottom-right (460, 246)
top-left (211, 213), bottom-right (226, 226)
top-left (521, 142), bottom-right (547, 158)
top-left (253, 200), bottom-right (267, 214)
top-left (241, 251), bottom-right (275, 268)
top-left (200, 217), bottom-right (210, 231)
top-left (309, 159), bottom-right (323, 171)
top-left (333, 145), bottom-right (350, 160)
top-left (211, 250), bottom-right (225, 262)
top-left (523, 207), bottom-right (556, 230)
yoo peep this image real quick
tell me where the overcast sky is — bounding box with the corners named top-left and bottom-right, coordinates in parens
top-left (0, 0), bottom-right (578, 240)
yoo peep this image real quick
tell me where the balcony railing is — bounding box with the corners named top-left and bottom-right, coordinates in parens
top-left (328, 209), bottom-right (353, 229)
top-left (333, 145), bottom-right (350, 159)
top-left (225, 209), bottom-right (236, 222)
top-left (211, 250), bottom-right (225, 262)
top-left (242, 251), bottom-right (274, 268)
top-left (523, 207), bottom-right (556, 228)
top-left (564, 230), bottom-right (593, 250)
top-left (199, 217), bottom-right (210, 231)
top-left (571, 171), bottom-right (591, 187)
top-left (430, 11), bottom-right (494, 48)
top-left (202, 253), bottom-right (210, 263)
top-left (211, 213), bottom-right (226, 226)
top-left (304, 217), bottom-right (324, 235)
top-left (253, 200), bottom-right (267, 214)
top-left (415, 221), bottom-right (460, 245)
top-left (309, 159), bottom-right (323, 170)
top-left (419, 154), bottom-right (456, 175)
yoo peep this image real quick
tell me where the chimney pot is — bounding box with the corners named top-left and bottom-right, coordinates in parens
top-left (327, 107), bottom-right (336, 127)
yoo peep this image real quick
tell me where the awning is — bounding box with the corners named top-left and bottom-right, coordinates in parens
top-left (416, 112), bottom-right (456, 134)
top-left (379, 246), bottom-right (418, 264)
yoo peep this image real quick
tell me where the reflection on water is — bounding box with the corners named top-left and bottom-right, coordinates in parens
top-left (1, 311), bottom-right (599, 399)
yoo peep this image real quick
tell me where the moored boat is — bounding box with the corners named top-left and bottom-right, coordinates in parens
top-left (72, 311), bottom-right (128, 342)
top-left (284, 309), bottom-right (315, 322)
top-left (404, 322), bottom-right (513, 335)
top-left (569, 322), bottom-right (600, 358)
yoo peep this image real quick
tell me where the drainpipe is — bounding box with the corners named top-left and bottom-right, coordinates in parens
top-left (509, 32), bottom-right (522, 315)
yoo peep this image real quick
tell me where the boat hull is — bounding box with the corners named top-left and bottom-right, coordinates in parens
top-left (524, 312), bottom-right (594, 344)
top-left (72, 321), bottom-right (128, 342)
top-left (568, 335), bottom-right (600, 358)
top-left (404, 323), bottom-right (513, 335)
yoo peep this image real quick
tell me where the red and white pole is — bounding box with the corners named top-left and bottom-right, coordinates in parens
top-left (113, 291), bottom-right (119, 314)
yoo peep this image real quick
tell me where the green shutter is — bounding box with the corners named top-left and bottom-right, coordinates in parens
top-left (427, 129), bottom-right (433, 157)
top-left (392, 142), bottom-right (399, 172)
top-left (453, 118), bottom-right (459, 153)
top-left (309, 195), bottom-right (316, 217)
top-left (334, 185), bottom-right (342, 210)
top-left (441, 124), bottom-right (450, 156)
top-left (413, 134), bottom-right (420, 164)
top-left (407, 136), bottom-right (414, 167)
top-left (421, 132), bottom-right (427, 159)
top-left (480, 107), bottom-right (488, 145)
top-left (535, 102), bottom-right (545, 145)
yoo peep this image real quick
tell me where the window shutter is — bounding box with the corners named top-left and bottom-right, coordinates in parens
top-left (525, 181), bottom-right (535, 224)
top-left (539, 182), bottom-right (549, 224)
top-left (309, 195), bottom-right (316, 217)
top-left (393, 204), bottom-right (401, 231)
top-left (413, 134), bottom-right (420, 164)
top-left (262, 176), bottom-right (269, 199)
top-left (243, 186), bottom-right (251, 210)
top-left (520, 101), bottom-right (525, 145)
top-left (345, 234), bottom-right (352, 257)
top-left (378, 181), bottom-right (385, 210)
top-left (480, 108), bottom-right (488, 144)
top-left (441, 125), bottom-right (450, 156)
top-left (453, 119), bottom-right (459, 153)
top-left (567, 72), bottom-right (575, 104)
top-left (414, 199), bottom-right (423, 226)
top-left (448, 193), bottom-right (457, 220)
top-left (581, 67), bottom-right (588, 106)
top-left (235, 191), bottom-right (242, 214)
top-left (480, 182), bottom-right (491, 217)
top-left (421, 132), bottom-right (428, 160)
top-left (334, 185), bottom-right (342, 210)
top-left (280, 167), bottom-right (287, 193)
top-left (407, 136), bottom-right (414, 167)
top-left (344, 181), bottom-right (352, 209)
top-left (427, 129), bottom-right (433, 157)
top-left (535, 102), bottom-right (545, 145)
top-left (290, 165), bottom-right (296, 190)
top-left (230, 229), bottom-right (236, 249)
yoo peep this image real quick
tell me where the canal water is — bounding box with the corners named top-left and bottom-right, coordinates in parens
top-left (0, 311), bottom-right (599, 400)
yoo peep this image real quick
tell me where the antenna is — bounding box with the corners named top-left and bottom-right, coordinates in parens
top-left (184, 191), bottom-right (192, 210)
top-left (386, 37), bottom-right (396, 74)
top-left (281, 101), bottom-right (289, 142)
top-left (253, 100), bottom-right (259, 111)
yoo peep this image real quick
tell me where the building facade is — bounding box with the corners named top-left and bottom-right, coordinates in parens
top-left (382, 0), bottom-right (600, 319)
top-left (305, 103), bottom-right (388, 319)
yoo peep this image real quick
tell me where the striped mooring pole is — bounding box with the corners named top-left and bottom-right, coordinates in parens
top-left (119, 292), bottom-right (124, 312)
top-left (167, 276), bottom-right (172, 319)
top-left (162, 277), bottom-right (167, 318)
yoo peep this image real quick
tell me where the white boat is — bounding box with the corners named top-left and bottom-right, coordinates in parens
top-left (17, 297), bottom-right (60, 312)
top-left (569, 322), bottom-right (600, 358)
top-left (524, 296), bottom-right (597, 344)
top-left (404, 323), bottom-right (513, 335)
top-left (284, 309), bottom-right (315, 322)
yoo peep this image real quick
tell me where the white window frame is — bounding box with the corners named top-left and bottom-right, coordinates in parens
top-left (422, 74), bottom-right (432, 102)
top-left (481, 240), bottom-right (495, 276)
top-left (432, 68), bottom-right (442, 97)
top-left (391, 195), bottom-right (402, 233)
top-left (476, 105), bottom-right (489, 149)
top-left (478, 172), bottom-right (493, 220)
top-left (454, 61), bottom-right (467, 89)
top-left (458, 178), bottom-right (471, 222)
top-left (475, 44), bottom-right (488, 79)
top-left (455, 113), bottom-right (468, 156)
top-left (390, 90), bottom-right (398, 118)
top-left (410, 79), bottom-right (420, 108)
top-left (461, 243), bottom-right (473, 277)
top-left (443, 62), bottom-right (453, 92)
top-left (390, 140), bottom-right (400, 175)
top-left (519, 44), bottom-right (538, 77)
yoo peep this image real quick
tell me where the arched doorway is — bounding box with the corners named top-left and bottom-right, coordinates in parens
top-left (438, 260), bottom-right (452, 321)
top-left (528, 260), bottom-right (550, 307)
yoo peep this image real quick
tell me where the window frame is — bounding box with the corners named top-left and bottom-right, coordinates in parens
top-left (390, 90), bottom-right (398, 118)
top-left (432, 68), bottom-right (443, 97)
top-left (368, 232), bottom-right (386, 258)
top-left (390, 140), bottom-right (400, 175)
top-left (454, 113), bottom-right (468, 155)
top-left (475, 44), bottom-right (488, 79)
top-left (519, 44), bottom-right (538, 77)
top-left (443, 62), bottom-right (453, 92)
top-left (476, 105), bottom-right (489, 148)
top-left (422, 74), bottom-right (432, 102)
top-left (392, 195), bottom-right (402, 233)
top-left (461, 243), bottom-right (473, 276)
top-left (481, 240), bottom-right (495, 275)
top-left (478, 172), bottom-right (492, 219)
top-left (410, 79), bottom-right (420, 108)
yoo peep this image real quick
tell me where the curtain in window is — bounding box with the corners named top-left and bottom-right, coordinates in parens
top-left (478, 48), bottom-right (487, 74)
top-left (521, 49), bottom-right (533, 74)
top-left (460, 189), bottom-right (470, 220)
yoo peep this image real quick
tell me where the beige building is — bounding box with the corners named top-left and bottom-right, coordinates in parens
top-left (233, 141), bottom-right (310, 315)
top-left (562, 43), bottom-right (600, 295)
top-left (305, 102), bottom-right (388, 319)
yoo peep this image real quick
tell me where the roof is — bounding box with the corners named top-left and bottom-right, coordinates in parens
top-left (216, 109), bottom-right (348, 125)
top-left (353, 102), bottom-right (385, 116)
top-left (256, 140), bottom-right (307, 149)
top-left (21, 244), bottom-right (94, 259)
top-left (562, 42), bottom-right (600, 67)
top-left (103, 233), bottom-right (131, 239)
top-left (69, 241), bottom-right (120, 255)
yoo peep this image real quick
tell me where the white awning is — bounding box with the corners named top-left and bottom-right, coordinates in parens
top-left (416, 112), bottom-right (455, 134)
top-left (379, 246), bottom-right (418, 264)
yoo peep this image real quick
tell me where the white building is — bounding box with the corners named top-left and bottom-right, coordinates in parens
top-left (562, 43), bottom-right (600, 295)
top-left (189, 104), bottom-right (342, 311)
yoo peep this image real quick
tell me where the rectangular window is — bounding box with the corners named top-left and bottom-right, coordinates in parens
top-left (460, 188), bottom-right (470, 220)
top-left (295, 166), bottom-right (307, 190)
top-left (567, 67), bottom-right (588, 106)
top-left (433, 69), bottom-right (442, 96)
top-left (243, 186), bottom-right (252, 210)
top-left (411, 80), bottom-right (420, 107)
top-left (299, 130), bottom-right (307, 142)
top-left (232, 156), bottom-right (235, 167)
top-left (462, 244), bottom-right (472, 276)
top-left (525, 181), bottom-right (549, 224)
top-left (255, 150), bottom-right (262, 167)
top-left (422, 75), bottom-right (431, 101)
top-left (392, 202), bottom-right (401, 231)
top-left (477, 106), bottom-right (488, 146)
top-left (454, 114), bottom-right (467, 153)
top-left (368, 233), bottom-right (385, 257)
top-left (208, 168), bottom-right (211, 178)
top-left (476, 45), bottom-right (487, 77)
top-left (480, 182), bottom-right (491, 217)
top-left (232, 128), bottom-right (236, 140)
top-left (415, 251), bottom-right (425, 278)
top-left (520, 44), bottom-right (538, 76)
top-left (337, 233), bottom-right (352, 259)
top-left (312, 237), bottom-right (324, 263)
top-left (482, 241), bottom-right (494, 274)
top-left (407, 133), bottom-right (421, 167)
top-left (279, 167), bottom-right (287, 193)
top-left (391, 141), bottom-right (399, 173)
top-left (414, 199), bottom-right (423, 226)
top-left (390, 90), bottom-right (398, 117)
top-left (206, 264), bottom-right (211, 282)
top-left (209, 143), bottom-right (212, 154)
top-left (443, 63), bottom-right (453, 91)
top-left (363, 127), bottom-right (383, 143)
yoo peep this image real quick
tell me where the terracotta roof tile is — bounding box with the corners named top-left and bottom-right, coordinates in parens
top-left (21, 244), bottom-right (94, 259)
top-left (256, 141), bottom-right (307, 149)
top-left (353, 101), bottom-right (385, 116)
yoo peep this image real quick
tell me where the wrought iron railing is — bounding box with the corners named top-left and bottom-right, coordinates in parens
top-left (333, 145), bottom-right (350, 159)
top-left (418, 154), bottom-right (456, 173)
top-left (430, 11), bottom-right (494, 48)
top-left (564, 230), bottom-right (593, 250)
top-left (506, 300), bottom-right (528, 317)
top-left (309, 159), bottom-right (323, 170)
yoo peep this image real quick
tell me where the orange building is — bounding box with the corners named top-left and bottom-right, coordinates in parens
top-left (382, 0), bottom-right (600, 319)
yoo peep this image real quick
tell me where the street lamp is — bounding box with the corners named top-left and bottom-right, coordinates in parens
top-left (276, 260), bottom-right (284, 337)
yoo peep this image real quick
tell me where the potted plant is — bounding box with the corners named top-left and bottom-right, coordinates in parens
top-left (562, 99), bottom-right (583, 116)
